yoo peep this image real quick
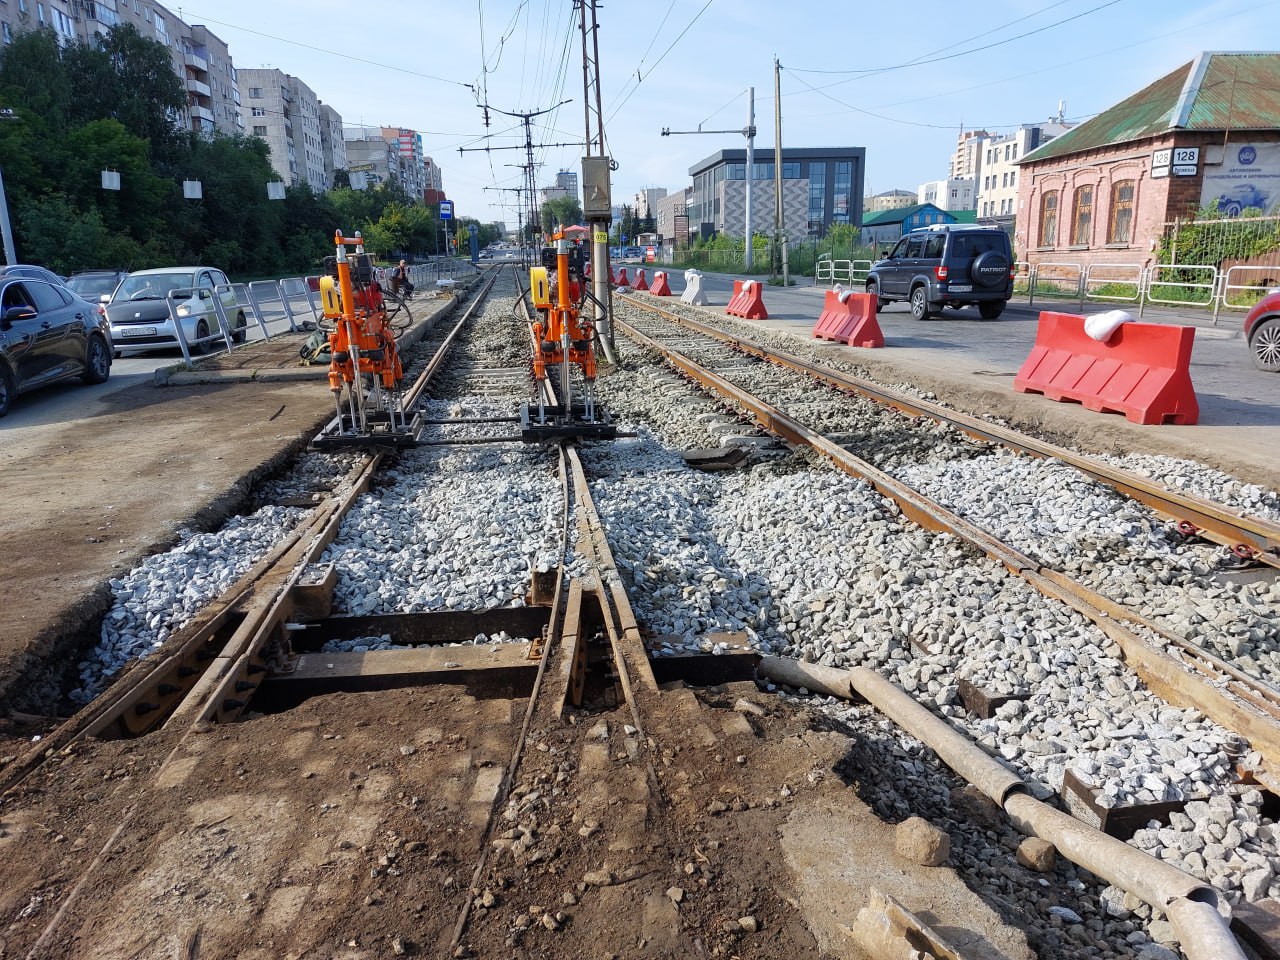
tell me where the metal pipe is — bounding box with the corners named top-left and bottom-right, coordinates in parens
top-left (757, 657), bottom-right (1243, 960)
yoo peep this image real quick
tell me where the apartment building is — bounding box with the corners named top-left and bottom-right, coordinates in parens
top-left (976, 121), bottom-right (1072, 218)
top-left (656, 188), bottom-right (691, 249)
top-left (0, 1), bottom-right (242, 137)
top-left (632, 187), bottom-right (667, 219)
top-left (950, 129), bottom-right (989, 180)
top-left (864, 189), bottom-right (917, 214)
top-left (917, 178), bottom-right (976, 212)
top-left (343, 127), bottom-right (398, 191)
top-left (240, 69), bottom-right (327, 192)
top-left (318, 104), bottom-right (346, 191)
top-left (555, 169), bottom-right (578, 201)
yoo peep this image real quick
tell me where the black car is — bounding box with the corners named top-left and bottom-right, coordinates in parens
top-left (866, 224), bottom-right (1014, 320)
top-left (0, 263), bottom-right (67, 286)
top-left (0, 277), bottom-right (112, 416)
top-left (66, 270), bottom-right (128, 304)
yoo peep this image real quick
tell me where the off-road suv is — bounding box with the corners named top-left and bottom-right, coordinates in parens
top-left (866, 224), bottom-right (1014, 320)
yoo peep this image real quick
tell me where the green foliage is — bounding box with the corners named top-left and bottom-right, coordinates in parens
top-left (1159, 202), bottom-right (1280, 267)
top-left (0, 26), bottom-right (453, 277)
top-left (540, 195), bottom-right (583, 234)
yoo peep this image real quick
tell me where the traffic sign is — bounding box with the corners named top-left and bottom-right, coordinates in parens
top-left (439, 200), bottom-right (454, 220)
top-left (467, 222), bottom-right (478, 235)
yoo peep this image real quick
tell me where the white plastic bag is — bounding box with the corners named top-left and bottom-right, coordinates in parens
top-left (1084, 309), bottom-right (1133, 343)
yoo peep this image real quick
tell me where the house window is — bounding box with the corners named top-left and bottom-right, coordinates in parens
top-left (1108, 180), bottom-right (1134, 244)
top-left (1002, 173), bottom-right (1008, 187)
top-left (1071, 184), bottom-right (1093, 245)
top-left (251, 107), bottom-right (265, 117)
top-left (1, 23), bottom-right (9, 43)
top-left (1039, 190), bottom-right (1058, 246)
top-left (253, 125), bottom-right (267, 136)
top-left (1010, 171), bottom-right (1016, 187)
top-left (782, 161), bottom-right (800, 179)
top-left (249, 87), bottom-right (262, 98)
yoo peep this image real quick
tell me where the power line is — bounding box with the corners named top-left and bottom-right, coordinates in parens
top-left (605, 0), bottom-right (715, 124)
top-left (788, 0), bottom-right (1122, 80)
top-left (183, 12), bottom-right (474, 89)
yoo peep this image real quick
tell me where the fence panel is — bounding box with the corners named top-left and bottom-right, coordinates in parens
top-left (1083, 263), bottom-right (1145, 303)
top-left (1143, 263), bottom-right (1217, 310)
top-left (1028, 262), bottom-right (1082, 307)
top-left (1214, 265), bottom-right (1280, 321)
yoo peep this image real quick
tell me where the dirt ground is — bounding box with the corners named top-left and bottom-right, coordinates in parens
top-left (0, 677), bottom-right (1038, 959)
top-left (0, 292), bottom-right (460, 723)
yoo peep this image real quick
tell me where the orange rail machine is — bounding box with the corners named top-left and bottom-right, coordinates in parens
top-left (522, 225), bottom-right (616, 442)
top-left (312, 230), bottom-right (423, 450)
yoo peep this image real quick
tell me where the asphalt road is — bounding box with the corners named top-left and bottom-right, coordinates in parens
top-left (672, 271), bottom-right (1277, 427)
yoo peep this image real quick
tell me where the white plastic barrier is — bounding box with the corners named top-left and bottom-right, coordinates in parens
top-left (681, 269), bottom-right (707, 306)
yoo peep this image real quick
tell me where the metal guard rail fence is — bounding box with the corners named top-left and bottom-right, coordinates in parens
top-left (1024, 261), bottom-right (1275, 322)
top-left (163, 263), bottom-right (477, 369)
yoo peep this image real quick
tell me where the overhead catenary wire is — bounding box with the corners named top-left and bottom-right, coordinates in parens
top-left (604, 0), bottom-right (716, 125)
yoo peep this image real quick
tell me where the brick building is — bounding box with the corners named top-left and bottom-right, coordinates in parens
top-left (1016, 52), bottom-right (1280, 272)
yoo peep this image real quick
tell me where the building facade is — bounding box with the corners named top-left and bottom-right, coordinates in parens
top-left (976, 122), bottom-right (1072, 218)
top-left (950, 129), bottom-right (989, 180)
top-left (860, 203), bottom-right (956, 247)
top-left (633, 187), bottom-right (667, 219)
top-left (188, 24), bottom-right (241, 136)
top-left (687, 147), bottom-right (866, 240)
top-left (1016, 52), bottom-right (1280, 271)
top-left (343, 127), bottom-right (398, 191)
top-left (555, 169), bottom-right (579, 201)
top-left (918, 178), bottom-right (976, 212)
top-left (864, 189), bottom-right (917, 214)
top-left (656, 188), bottom-right (690, 249)
top-left (318, 103), bottom-right (346, 190)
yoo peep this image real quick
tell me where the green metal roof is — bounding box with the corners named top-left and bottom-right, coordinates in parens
top-left (1021, 52), bottom-right (1280, 165)
top-left (860, 203), bottom-right (951, 226)
top-left (950, 210), bottom-right (978, 224)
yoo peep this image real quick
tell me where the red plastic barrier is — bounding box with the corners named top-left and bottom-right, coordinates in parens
top-left (725, 279), bottom-right (767, 319)
top-left (609, 265), bottom-right (617, 284)
top-left (1013, 311), bottom-right (1198, 425)
top-left (634, 268), bottom-right (649, 291)
top-left (649, 271), bottom-right (672, 296)
top-left (812, 290), bottom-right (883, 347)
top-left (616, 267), bottom-right (630, 288)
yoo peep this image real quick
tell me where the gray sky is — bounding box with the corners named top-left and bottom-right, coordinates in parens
top-left (179, 0), bottom-right (1280, 224)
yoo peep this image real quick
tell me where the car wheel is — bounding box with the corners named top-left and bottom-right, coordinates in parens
top-left (979, 300), bottom-right (1006, 320)
top-left (1223, 201), bottom-right (1243, 218)
top-left (1251, 318), bottom-right (1280, 372)
top-left (866, 281), bottom-right (885, 313)
top-left (0, 364), bottom-right (12, 418)
top-left (82, 334), bottom-right (111, 384)
top-left (191, 319), bottom-right (211, 355)
top-left (233, 311), bottom-right (248, 344)
top-left (909, 286), bottom-right (933, 321)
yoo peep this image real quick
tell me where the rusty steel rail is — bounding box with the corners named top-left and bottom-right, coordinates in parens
top-left (2, 269), bottom-right (505, 800)
top-left (616, 313), bottom-right (1280, 790)
top-left (619, 293), bottom-right (1280, 567)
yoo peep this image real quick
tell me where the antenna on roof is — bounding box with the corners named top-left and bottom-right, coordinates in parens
top-left (1055, 99), bottom-right (1066, 124)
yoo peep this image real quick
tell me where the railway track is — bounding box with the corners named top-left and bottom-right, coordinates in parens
top-left (0, 266), bottom-right (1273, 958)
top-left (613, 291), bottom-right (1280, 783)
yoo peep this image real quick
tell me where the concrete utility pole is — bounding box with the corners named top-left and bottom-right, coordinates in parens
top-left (579, 0), bottom-right (617, 356)
top-left (659, 87), bottom-right (758, 268)
top-left (773, 57), bottom-right (788, 285)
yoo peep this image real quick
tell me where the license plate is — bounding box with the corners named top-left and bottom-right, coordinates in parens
top-left (949, 284), bottom-right (972, 293)
top-left (120, 326), bottom-right (157, 338)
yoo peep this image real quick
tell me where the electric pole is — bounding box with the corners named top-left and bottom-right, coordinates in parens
top-left (659, 88), bottom-right (757, 268)
top-left (578, 0), bottom-right (617, 356)
top-left (773, 57), bottom-right (788, 285)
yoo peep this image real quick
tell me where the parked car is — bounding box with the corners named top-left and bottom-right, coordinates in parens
top-left (0, 264), bottom-right (67, 286)
top-left (105, 267), bottom-right (246, 356)
top-left (866, 224), bottom-right (1014, 320)
top-left (1243, 289), bottom-right (1280, 372)
top-left (66, 270), bottom-right (128, 304)
top-left (0, 276), bottom-right (111, 416)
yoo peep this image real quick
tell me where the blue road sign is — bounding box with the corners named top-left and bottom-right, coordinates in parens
top-left (439, 200), bottom-right (454, 220)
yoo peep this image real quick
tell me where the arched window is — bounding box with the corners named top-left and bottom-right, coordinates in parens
top-left (1038, 190), bottom-right (1058, 246)
top-left (1071, 184), bottom-right (1094, 245)
top-left (1108, 180), bottom-right (1135, 244)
